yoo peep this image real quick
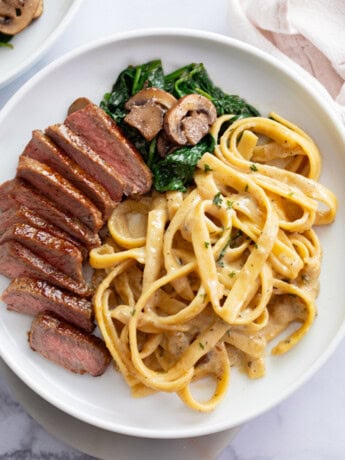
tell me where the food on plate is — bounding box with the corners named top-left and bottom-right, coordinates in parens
top-left (91, 60), bottom-right (337, 411)
top-left (2, 277), bottom-right (95, 332)
top-left (0, 58), bottom-right (338, 407)
top-left (64, 103), bottom-right (153, 196)
top-left (17, 155), bottom-right (104, 232)
top-left (0, 240), bottom-right (91, 296)
top-left (0, 205), bottom-right (88, 259)
top-left (0, 222), bottom-right (84, 281)
top-left (28, 311), bottom-right (110, 376)
top-left (0, 179), bottom-right (101, 249)
top-left (23, 130), bottom-right (116, 221)
top-left (0, 99), bottom-right (153, 376)
top-left (0, 0), bottom-right (44, 48)
top-left (101, 60), bottom-right (259, 192)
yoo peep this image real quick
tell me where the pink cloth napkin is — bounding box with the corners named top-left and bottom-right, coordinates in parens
top-left (228, 0), bottom-right (345, 124)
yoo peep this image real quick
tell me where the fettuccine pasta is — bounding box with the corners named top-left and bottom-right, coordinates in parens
top-left (90, 113), bottom-right (337, 412)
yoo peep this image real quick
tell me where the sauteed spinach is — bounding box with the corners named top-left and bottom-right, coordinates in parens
top-left (0, 32), bottom-right (13, 48)
top-left (101, 59), bottom-right (259, 192)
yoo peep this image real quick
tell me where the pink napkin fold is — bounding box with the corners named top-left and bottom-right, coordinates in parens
top-left (228, 0), bottom-right (345, 124)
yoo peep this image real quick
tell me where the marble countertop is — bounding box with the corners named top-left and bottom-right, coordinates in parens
top-left (1, 0), bottom-right (345, 458)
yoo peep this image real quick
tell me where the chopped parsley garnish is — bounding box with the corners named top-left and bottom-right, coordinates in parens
top-left (204, 241), bottom-right (210, 248)
top-left (226, 200), bottom-right (234, 209)
top-left (204, 163), bottom-right (213, 172)
top-left (213, 192), bottom-right (223, 207)
top-left (250, 163), bottom-right (258, 172)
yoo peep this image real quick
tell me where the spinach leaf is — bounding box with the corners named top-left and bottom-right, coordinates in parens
top-left (151, 135), bottom-right (215, 192)
top-left (101, 60), bottom-right (259, 193)
top-left (164, 62), bottom-right (259, 119)
top-left (100, 59), bottom-right (164, 123)
top-left (0, 32), bottom-right (13, 49)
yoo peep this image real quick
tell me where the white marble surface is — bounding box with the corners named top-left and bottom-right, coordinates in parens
top-left (1, 0), bottom-right (345, 458)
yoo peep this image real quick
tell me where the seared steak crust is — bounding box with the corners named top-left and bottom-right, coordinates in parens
top-left (46, 124), bottom-right (123, 202)
top-left (2, 277), bottom-right (94, 332)
top-left (0, 241), bottom-right (91, 297)
top-left (65, 103), bottom-right (152, 195)
top-left (17, 156), bottom-right (103, 232)
top-left (0, 179), bottom-right (100, 250)
top-left (23, 131), bottom-right (116, 220)
top-left (0, 223), bottom-right (84, 282)
top-left (0, 206), bottom-right (87, 259)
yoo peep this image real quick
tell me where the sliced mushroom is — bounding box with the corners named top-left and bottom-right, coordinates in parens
top-left (156, 130), bottom-right (177, 157)
top-left (124, 87), bottom-right (177, 141)
top-left (67, 97), bottom-right (92, 116)
top-left (164, 94), bottom-right (217, 146)
top-left (32, 0), bottom-right (43, 19)
top-left (0, 0), bottom-right (41, 35)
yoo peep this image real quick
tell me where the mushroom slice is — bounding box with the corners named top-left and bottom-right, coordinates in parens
top-left (33, 0), bottom-right (43, 19)
top-left (124, 87), bottom-right (177, 141)
top-left (0, 0), bottom-right (40, 35)
top-left (67, 97), bottom-right (92, 116)
top-left (156, 130), bottom-right (177, 157)
top-left (164, 94), bottom-right (217, 146)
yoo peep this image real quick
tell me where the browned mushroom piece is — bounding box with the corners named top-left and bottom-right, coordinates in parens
top-left (67, 97), bottom-right (92, 116)
top-left (163, 94), bottom-right (217, 146)
top-left (124, 87), bottom-right (177, 142)
top-left (156, 130), bottom-right (177, 157)
top-left (32, 0), bottom-right (43, 19)
top-left (0, 0), bottom-right (41, 35)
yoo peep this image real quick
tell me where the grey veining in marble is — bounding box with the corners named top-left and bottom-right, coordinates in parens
top-left (0, 371), bottom-right (94, 460)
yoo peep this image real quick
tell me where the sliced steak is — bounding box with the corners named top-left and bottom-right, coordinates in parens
top-left (17, 156), bottom-right (103, 232)
top-left (2, 278), bottom-right (94, 332)
top-left (23, 131), bottom-right (116, 220)
top-left (0, 223), bottom-right (84, 282)
top-left (28, 311), bottom-right (111, 376)
top-left (46, 124), bottom-right (123, 202)
top-left (0, 179), bottom-right (16, 212)
top-left (65, 103), bottom-right (152, 195)
top-left (0, 179), bottom-right (100, 249)
top-left (0, 206), bottom-right (87, 259)
top-left (0, 240), bottom-right (91, 297)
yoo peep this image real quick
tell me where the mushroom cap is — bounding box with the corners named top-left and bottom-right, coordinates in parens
top-left (67, 97), bottom-right (92, 116)
top-left (125, 87), bottom-right (177, 111)
top-left (0, 0), bottom-right (41, 35)
top-left (124, 87), bottom-right (177, 141)
top-left (164, 94), bottom-right (217, 146)
top-left (125, 100), bottom-right (165, 142)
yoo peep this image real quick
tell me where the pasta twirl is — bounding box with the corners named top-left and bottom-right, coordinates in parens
top-left (90, 114), bottom-right (337, 412)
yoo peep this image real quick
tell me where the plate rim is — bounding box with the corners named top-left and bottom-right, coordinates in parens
top-left (1, 27), bottom-right (345, 438)
top-left (0, 0), bottom-right (84, 89)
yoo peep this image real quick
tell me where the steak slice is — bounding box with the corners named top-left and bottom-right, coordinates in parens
top-left (0, 179), bottom-right (15, 212)
top-left (0, 223), bottom-right (84, 282)
top-left (2, 278), bottom-right (94, 332)
top-left (46, 124), bottom-right (123, 202)
top-left (65, 103), bottom-right (152, 195)
top-left (23, 131), bottom-right (116, 220)
top-left (0, 241), bottom-right (91, 297)
top-left (0, 179), bottom-right (100, 250)
top-left (0, 206), bottom-right (87, 259)
top-left (28, 311), bottom-right (111, 376)
top-left (17, 156), bottom-right (103, 232)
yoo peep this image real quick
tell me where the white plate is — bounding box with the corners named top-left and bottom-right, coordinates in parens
top-left (0, 29), bottom-right (345, 439)
top-left (0, 357), bottom-right (240, 459)
top-left (0, 0), bottom-right (83, 89)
